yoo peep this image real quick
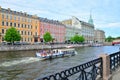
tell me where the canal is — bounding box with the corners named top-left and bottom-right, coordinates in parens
top-left (0, 46), bottom-right (119, 80)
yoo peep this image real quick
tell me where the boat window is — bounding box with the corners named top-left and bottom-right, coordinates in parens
top-left (53, 51), bottom-right (55, 53)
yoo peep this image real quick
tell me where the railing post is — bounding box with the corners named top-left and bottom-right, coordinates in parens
top-left (99, 54), bottom-right (112, 80)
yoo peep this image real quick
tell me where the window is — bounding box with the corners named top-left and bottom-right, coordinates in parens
top-left (6, 22), bottom-right (9, 26)
top-left (35, 26), bottom-right (37, 29)
top-left (10, 15), bottom-right (12, 20)
top-left (22, 18), bottom-right (24, 21)
top-left (22, 24), bottom-right (23, 28)
top-left (25, 18), bottom-right (26, 22)
top-left (21, 31), bottom-right (23, 35)
top-left (2, 29), bottom-right (4, 34)
top-left (6, 14), bottom-right (9, 19)
top-left (25, 38), bottom-right (26, 41)
top-left (18, 17), bottom-right (20, 21)
top-left (10, 22), bottom-right (12, 26)
top-left (14, 16), bottom-right (16, 20)
top-left (2, 14), bottom-right (4, 19)
top-left (35, 32), bottom-right (37, 35)
top-left (28, 19), bottom-right (30, 22)
top-left (22, 38), bottom-right (24, 41)
top-left (18, 24), bottom-right (20, 28)
top-left (2, 21), bottom-right (4, 26)
top-left (28, 31), bottom-right (29, 35)
top-left (25, 24), bottom-right (26, 28)
top-left (2, 37), bottom-right (4, 41)
top-left (14, 23), bottom-right (16, 27)
top-left (25, 31), bottom-right (26, 35)
top-left (28, 38), bottom-right (29, 42)
top-left (28, 25), bottom-right (30, 29)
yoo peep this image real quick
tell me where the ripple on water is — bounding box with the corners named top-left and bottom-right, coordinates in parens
top-left (0, 57), bottom-right (42, 67)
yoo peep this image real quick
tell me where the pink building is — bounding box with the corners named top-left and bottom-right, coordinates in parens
top-left (39, 17), bottom-right (65, 43)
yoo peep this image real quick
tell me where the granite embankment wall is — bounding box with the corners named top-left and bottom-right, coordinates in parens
top-left (0, 44), bottom-right (86, 52)
top-left (103, 42), bottom-right (112, 46)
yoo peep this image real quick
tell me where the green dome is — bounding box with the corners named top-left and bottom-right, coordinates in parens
top-left (88, 14), bottom-right (94, 25)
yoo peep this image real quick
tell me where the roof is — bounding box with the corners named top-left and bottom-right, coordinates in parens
top-left (0, 7), bottom-right (38, 19)
top-left (39, 17), bottom-right (66, 26)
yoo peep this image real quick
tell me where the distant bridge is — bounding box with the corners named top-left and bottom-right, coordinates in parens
top-left (112, 39), bottom-right (120, 45)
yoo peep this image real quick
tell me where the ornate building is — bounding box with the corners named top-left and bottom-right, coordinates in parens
top-left (0, 6), bottom-right (40, 43)
top-left (39, 17), bottom-right (65, 43)
top-left (62, 16), bottom-right (94, 43)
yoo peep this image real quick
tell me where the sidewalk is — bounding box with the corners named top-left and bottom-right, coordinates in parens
top-left (112, 67), bottom-right (120, 80)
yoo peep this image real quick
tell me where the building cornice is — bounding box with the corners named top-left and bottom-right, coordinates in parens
top-left (0, 6), bottom-right (39, 19)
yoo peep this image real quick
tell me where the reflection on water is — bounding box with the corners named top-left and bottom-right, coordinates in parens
top-left (0, 46), bottom-right (120, 80)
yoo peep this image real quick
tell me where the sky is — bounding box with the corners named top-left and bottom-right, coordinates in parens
top-left (0, 0), bottom-right (120, 37)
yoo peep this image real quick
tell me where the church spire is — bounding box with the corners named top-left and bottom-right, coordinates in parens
top-left (88, 10), bottom-right (94, 25)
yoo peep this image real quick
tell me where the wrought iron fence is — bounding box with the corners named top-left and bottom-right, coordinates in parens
top-left (36, 58), bottom-right (103, 80)
top-left (110, 51), bottom-right (120, 73)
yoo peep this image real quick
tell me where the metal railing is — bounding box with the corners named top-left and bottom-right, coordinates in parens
top-left (110, 51), bottom-right (120, 73)
top-left (36, 58), bottom-right (103, 80)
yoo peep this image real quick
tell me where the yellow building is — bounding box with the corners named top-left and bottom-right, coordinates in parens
top-left (0, 6), bottom-right (40, 43)
top-left (61, 19), bottom-right (72, 25)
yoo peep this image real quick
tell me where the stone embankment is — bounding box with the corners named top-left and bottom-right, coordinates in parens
top-left (0, 44), bottom-right (88, 52)
top-left (103, 42), bottom-right (112, 46)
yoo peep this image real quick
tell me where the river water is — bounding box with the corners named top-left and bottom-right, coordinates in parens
top-left (0, 46), bottom-right (120, 80)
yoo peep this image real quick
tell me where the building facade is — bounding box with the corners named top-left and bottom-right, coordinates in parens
top-left (94, 29), bottom-right (105, 43)
top-left (62, 16), bottom-right (94, 43)
top-left (64, 25), bottom-right (81, 42)
top-left (0, 6), bottom-right (40, 43)
top-left (72, 16), bottom-right (95, 43)
top-left (39, 17), bottom-right (65, 43)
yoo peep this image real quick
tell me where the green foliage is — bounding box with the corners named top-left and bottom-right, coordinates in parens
top-left (116, 36), bottom-right (120, 39)
top-left (105, 36), bottom-right (115, 42)
top-left (43, 32), bottom-right (52, 42)
top-left (70, 34), bottom-right (85, 43)
top-left (4, 27), bottom-right (21, 43)
top-left (79, 36), bottom-right (85, 42)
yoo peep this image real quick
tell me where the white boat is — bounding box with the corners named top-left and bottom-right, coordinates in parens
top-left (35, 48), bottom-right (77, 60)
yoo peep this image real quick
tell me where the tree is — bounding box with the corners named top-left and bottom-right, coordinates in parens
top-left (116, 36), bottom-right (120, 39)
top-left (43, 32), bottom-right (52, 42)
top-left (4, 27), bottom-right (21, 44)
top-left (105, 36), bottom-right (115, 42)
top-left (70, 34), bottom-right (85, 43)
top-left (79, 36), bottom-right (85, 42)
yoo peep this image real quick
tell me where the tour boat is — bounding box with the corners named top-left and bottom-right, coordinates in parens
top-left (35, 48), bottom-right (77, 60)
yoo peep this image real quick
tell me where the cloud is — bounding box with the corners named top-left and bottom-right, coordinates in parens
top-left (107, 22), bottom-right (120, 27)
top-left (95, 22), bottom-right (120, 29)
